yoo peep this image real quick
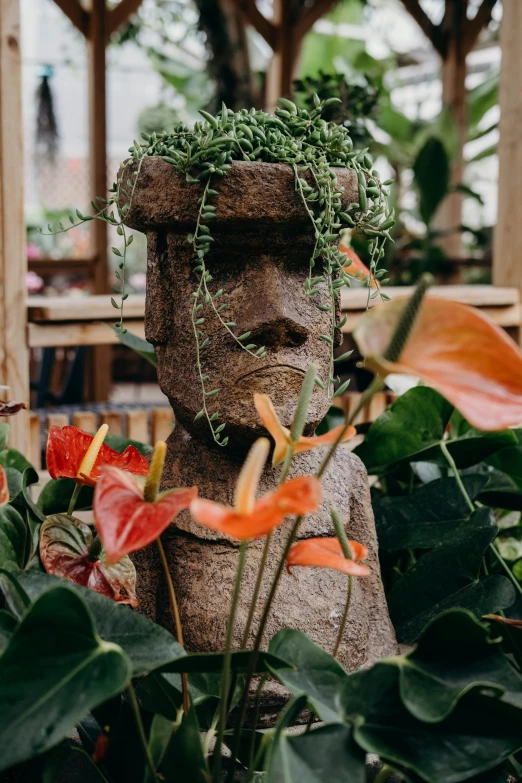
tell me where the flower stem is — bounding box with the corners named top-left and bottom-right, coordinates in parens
top-left (333, 576), bottom-right (353, 657)
top-left (213, 539), bottom-right (248, 783)
top-left (156, 536), bottom-right (190, 713)
top-left (127, 683), bottom-right (158, 782)
top-left (439, 441), bottom-right (474, 514)
top-left (440, 440), bottom-right (522, 598)
top-left (67, 483), bottom-right (82, 516)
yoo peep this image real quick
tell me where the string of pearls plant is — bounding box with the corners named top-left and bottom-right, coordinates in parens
top-left (40, 96), bottom-right (394, 447)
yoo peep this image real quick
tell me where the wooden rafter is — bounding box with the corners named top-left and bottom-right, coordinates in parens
top-left (231, 0), bottom-right (276, 48)
top-left (106, 0), bottom-right (145, 38)
top-left (399, 0), bottom-right (445, 56)
top-left (52, 0), bottom-right (89, 37)
top-left (292, 0), bottom-right (338, 44)
top-left (463, 0), bottom-right (498, 55)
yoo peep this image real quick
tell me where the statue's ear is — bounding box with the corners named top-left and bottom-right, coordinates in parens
top-left (145, 231), bottom-right (174, 346)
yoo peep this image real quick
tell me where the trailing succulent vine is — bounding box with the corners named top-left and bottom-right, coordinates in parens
top-left (40, 96), bottom-right (394, 446)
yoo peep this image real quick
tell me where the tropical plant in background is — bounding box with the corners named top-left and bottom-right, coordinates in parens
top-left (5, 281), bottom-right (522, 782)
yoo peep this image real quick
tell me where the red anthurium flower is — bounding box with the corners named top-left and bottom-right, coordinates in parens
top-left (354, 296), bottom-right (522, 431)
top-left (46, 424), bottom-right (149, 487)
top-left (94, 464), bottom-right (198, 564)
top-left (287, 537), bottom-right (371, 577)
top-left (190, 438), bottom-right (322, 540)
top-left (40, 514), bottom-right (138, 606)
top-left (339, 236), bottom-right (377, 289)
top-left (0, 466), bottom-right (8, 506)
top-left (254, 393), bottom-right (356, 466)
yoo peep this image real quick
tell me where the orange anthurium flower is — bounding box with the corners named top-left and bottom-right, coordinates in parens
top-left (339, 238), bottom-right (377, 289)
top-left (0, 466), bottom-right (8, 506)
top-left (46, 424), bottom-right (149, 487)
top-left (354, 295), bottom-right (522, 431)
top-left (254, 393), bottom-right (356, 466)
top-left (94, 464), bottom-right (198, 564)
top-left (287, 537), bottom-right (371, 577)
top-left (190, 438), bottom-right (322, 540)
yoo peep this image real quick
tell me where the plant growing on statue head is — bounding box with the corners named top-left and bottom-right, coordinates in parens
top-left (40, 95), bottom-right (394, 447)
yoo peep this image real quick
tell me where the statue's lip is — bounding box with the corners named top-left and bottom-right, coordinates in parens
top-left (237, 364), bottom-right (306, 382)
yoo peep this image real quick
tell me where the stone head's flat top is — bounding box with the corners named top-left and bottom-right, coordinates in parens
top-left (122, 158), bottom-right (359, 231)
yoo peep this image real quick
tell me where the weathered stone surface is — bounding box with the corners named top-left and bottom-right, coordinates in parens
top-left (125, 159), bottom-right (397, 721)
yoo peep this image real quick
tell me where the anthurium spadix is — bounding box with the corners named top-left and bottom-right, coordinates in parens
top-left (353, 295), bottom-right (522, 431)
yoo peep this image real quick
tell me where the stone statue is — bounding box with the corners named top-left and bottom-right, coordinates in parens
top-left (124, 158), bottom-right (397, 718)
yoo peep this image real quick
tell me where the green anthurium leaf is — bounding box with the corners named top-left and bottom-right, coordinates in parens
top-left (354, 388), bottom-right (453, 473)
top-left (138, 669), bottom-right (225, 720)
top-left (159, 706), bottom-right (209, 783)
top-left (413, 137), bottom-right (449, 225)
top-left (387, 509), bottom-right (515, 642)
top-left (37, 478), bottom-right (94, 516)
top-left (148, 714), bottom-right (173, 770)
top-left (3, 466), bottom-right (22, 503)
top-left (374, 475), bottom-right (488, 550)
top-left (267, 723), bottom-right (365, 783)
top-left (110, 325), bottom-right (157, 367)
top-left (445, 429), bottom-right (517, 470)
top-left (0, 448), bottom-right (34, 473)
top-left (160, 649), bottom-right (292, 675)
top-left (224, 727), bottom-right (270, 771)
top-left (43, 743), bottom-right (110, 783)
top-left (39, 514), bottom-right (138, 607)
top-left (268, 629), bottom-right (347, 722)
top-left (102, 696), bottom-right (149, 783)
top-left (397, 609), bottom-right (522, 722)
top-left (0, 609), bottom-right (17, 655)
top-left (0, 424), bottom-right (9, 452)
top-left (487, 443), bottom-right (522, 492)
top-left (0, 566), bottom-right (30, 617)
top-left (342, 662), bottom-right (522, 783)
top-left (0, 504), bottom-right (28, 569)
top-left (478, 469), bottom-right (522, 511)
top-left (0, 586), bottom-right (131, 771)
top-left (16, 571), bottom-right (185, 676)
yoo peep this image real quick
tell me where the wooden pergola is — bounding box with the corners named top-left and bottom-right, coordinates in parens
top-left (0, 0), bottom-right (520, 452)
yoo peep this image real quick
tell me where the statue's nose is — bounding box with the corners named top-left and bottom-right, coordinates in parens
top-left (233, 261), bottom-right (309, 348)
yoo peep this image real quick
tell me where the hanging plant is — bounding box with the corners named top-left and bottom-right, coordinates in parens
top-left (40, 96), bottom-right (394, 445)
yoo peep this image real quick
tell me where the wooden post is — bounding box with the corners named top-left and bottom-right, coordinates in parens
top-left (436, 0), bottom-right (468, 259)
top-left (0, 0), bottom-right (30, 453)
top-left (493, 0), bottom-right (522, 338)
top-left (87, 0), bottom-right (111, 401)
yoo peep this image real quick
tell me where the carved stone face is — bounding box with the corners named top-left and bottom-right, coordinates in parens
top-left (124, 159), bottom-right (358, 452)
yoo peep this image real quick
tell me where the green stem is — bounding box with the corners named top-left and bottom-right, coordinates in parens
top-left (67, 483), bottom-right (82, 516)
top-left (127, 684), bottom-right (158, 782)
top-left (439, 441), bottom-right (474, 514)
top-left (213, 540), bottom-right (248, 783)
top-left (440, 440), bottom-right (522, 598)
top-left (333, 576), bottom-right (353, 657)
top-left (246, 674), bottom-right (267, 780)
top-left (156, 537), bottom-right (190, 713)
top-left (373, 764), bottom-right (396, 783)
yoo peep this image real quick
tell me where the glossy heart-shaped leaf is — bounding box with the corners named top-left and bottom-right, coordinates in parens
top-left (38, 478), bottom-right (94, 516)
top-left (0, 586), bottom-right (131, 771)
top-left (40, 514), bottom-right (138, 606)
top-left (15, 571), bottom-right (185, 676)
top-left (0, 505), bottom-right (29, 569)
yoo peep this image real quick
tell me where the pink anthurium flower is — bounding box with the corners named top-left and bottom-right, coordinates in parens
top-left (94, 459), bottom-right (197, 564)
top-left (254, 393), bottom-right (356, 466)
top-left (190, 438), bottom-right (322, 540)
top-left (354, 295), bottom-right (522, 431)
top-left (287, 537), bottom-right (371, 577)
top-left (46, 424), bottom-right (148, 487)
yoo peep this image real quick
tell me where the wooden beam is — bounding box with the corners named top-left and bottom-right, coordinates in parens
top-left (52, 0), bottom-right (89, 37)
top-left (106, 0), bottom-right (145, 38)
top-left (87, 0), bottom-right (111, 401)
top-left (463, 0), bottom-right (498, 56)
top-left (265, 0), bottom-right (300, 110)
top-left (292, 0), bottom-right (339, 44)
top-left (231, 0), bottom-right (276, 48)
top-left (0, 0), bottom-right (30, 452)
top-left (493, 0), bottom-right (522, 343)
